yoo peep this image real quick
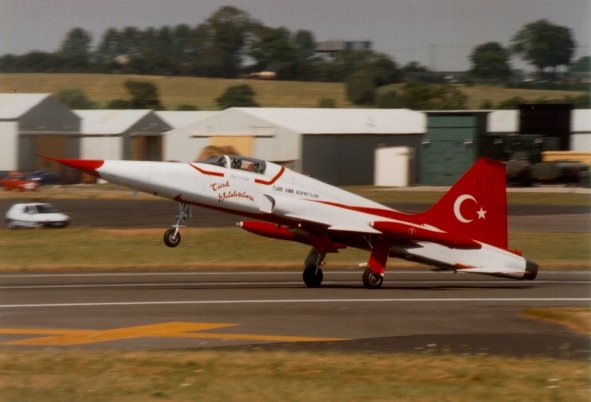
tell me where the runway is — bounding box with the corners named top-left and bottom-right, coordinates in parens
top-left (0, 270), bottom-right (589, 358)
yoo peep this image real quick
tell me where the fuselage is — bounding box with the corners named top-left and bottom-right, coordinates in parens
top-left (97, 156), bottom-right (398, 231)
top-left (55, 155), bottom-right (538, 282)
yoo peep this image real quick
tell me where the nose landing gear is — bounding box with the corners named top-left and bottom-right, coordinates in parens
top-left (303, 248), bottom-right (326, 288)
top-left (163, 202), bottom-right (191, 248)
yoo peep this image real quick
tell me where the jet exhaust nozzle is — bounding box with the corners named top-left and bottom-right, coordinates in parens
top-left (524, 259), bottom-right (539, 280)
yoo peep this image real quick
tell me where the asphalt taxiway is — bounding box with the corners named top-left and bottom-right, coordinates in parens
top-left (1, 199), bottom-right (589, 232)
top-left (0, 270), bottom-right (589, 358)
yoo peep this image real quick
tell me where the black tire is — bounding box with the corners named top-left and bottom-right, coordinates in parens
top-left (303, 264), bottom-right (323, 288)
top-left (163, 228), bottom-right (181, 248)
top-left (362, 268), bottom-right (383, 289)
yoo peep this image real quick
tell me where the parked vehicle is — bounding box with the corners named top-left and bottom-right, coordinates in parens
top-left (0, 171), bottom-right (39, 192)
top-left (29, 170), bottom-right (61, 185)
top-left (5, 203), bottom-right (70, 228)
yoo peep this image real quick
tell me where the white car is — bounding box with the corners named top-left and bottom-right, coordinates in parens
top-left (5, 202), bottom-right (70, 229)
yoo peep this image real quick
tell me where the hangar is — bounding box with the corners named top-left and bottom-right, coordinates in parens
top-left (488, 108), bottom-right (591, 152)
top-left (75, 109), bottom-right (171, 161)
top-left (167, 107), bottom-right (425, 185)
top-left (0, 93), bottom-right (80, 172)
top-left (156, 111), bottom-right (219, 161)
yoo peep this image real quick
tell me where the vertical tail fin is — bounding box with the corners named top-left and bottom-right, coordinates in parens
top-left (420, 158), bottom-right (508, 249)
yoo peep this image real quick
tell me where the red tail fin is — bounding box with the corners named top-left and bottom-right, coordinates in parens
top-left (420, 158), bottom-right (508, 249)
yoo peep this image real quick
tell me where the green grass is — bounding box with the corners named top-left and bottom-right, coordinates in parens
top-left (0, 227), bottom-right (588, 271)
top-left (510, 232), bottom-right (591, 264)
top-left (0, 350), bottom-right (589, 402)
top-left (0, 73), bottom-right (586, 110)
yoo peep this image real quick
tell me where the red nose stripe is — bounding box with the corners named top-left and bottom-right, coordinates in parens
top-left (56, 159), bottom-right (104, 178)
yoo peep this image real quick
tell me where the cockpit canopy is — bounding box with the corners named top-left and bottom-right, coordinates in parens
top-left (201, 155), bottom-right (266, 175)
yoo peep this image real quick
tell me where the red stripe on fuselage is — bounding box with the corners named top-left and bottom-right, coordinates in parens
top-left (189, 163), bottom-right (225, 177)
top-left (255, 166), bottom-right (285, 185)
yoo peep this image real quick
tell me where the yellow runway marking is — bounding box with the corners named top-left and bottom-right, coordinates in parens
top-left (0, 322), bottom-right (345, 346)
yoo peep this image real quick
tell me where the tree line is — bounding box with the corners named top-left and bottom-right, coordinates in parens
top-left (2, 6), bottom-right (588, 110)
top-left (0, 6), bottom-right (399, 82)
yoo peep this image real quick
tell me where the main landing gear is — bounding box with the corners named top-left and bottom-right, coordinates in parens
top-left (303, 248), bottom-right (325, 288)
top-left (163, 202), bottom-right (191, 248)
top-left (302, 241), bottom-right (388, 289)
top-left (362, 268), bottom-right (384, 289)
top-left (361, 239), bottom-right (389, 289)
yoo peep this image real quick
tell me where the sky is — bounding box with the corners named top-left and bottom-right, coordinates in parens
top-left (0, 0), bottom-right (589, 71)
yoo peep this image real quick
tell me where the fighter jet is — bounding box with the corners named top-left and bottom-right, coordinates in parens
top-left (53, 155), bottom-right (538, 288)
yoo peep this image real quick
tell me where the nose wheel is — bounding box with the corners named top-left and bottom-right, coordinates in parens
top-left (303, 249), bottom-right (325, 288)
top-left (163, 202), bottom-right (191, 248)
top-left (163, 227), bottom-right (181, 247)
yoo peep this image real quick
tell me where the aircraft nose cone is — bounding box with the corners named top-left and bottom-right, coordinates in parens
top-left (55, 159), bottom-right (104, 177)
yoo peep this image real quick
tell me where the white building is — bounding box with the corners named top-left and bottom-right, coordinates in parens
top-left (0, 93), bottom-right (80, 172)
top-left (488, 109), bottom-right (591, 151)
top-left (75, 110), bottom-right (171, 160)
top-left (164, 107), bottom-right (426, 184)
top-left (571, 109), bottom-right (591, 151)
top-left (157, 111), bottom-right (219, 161)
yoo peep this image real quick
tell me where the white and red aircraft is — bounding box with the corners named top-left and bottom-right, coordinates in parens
top-left (52, 155), bottom-right (538, 288)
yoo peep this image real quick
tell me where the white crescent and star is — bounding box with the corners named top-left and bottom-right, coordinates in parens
top-left (453, 194), bottom-right (487, 223)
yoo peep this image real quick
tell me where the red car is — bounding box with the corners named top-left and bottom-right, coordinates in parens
top-left (0, 172), bottom-right (39, 192)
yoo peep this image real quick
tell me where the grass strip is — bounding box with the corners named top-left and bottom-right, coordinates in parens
top-left (0, 228), bottom-right (588, 271)
top-left (1, 73), bottom-right (587, 110)
top-left (523, 308), bottom-right (591, 336)
top-left (0, 350), bottom-right (589, 402)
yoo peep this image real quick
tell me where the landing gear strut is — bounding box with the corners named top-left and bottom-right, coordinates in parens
top-left (362, 239), bottom-right (389, 289)
top-left (303, 248), bottom-right (325, 288)
top-left (163, 202), bottom-right (191, 248)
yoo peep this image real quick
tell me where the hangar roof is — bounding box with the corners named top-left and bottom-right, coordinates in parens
top-left (74, 109), bottom-right (154, 134)
top-left (183, 108), bottom-right (425, 136)
top-left (155, 111), bottom-right (219, 129)
top-left (0, 93), bottom-right (50, 119)
top-left (223, 108), bottom-right (426, 134)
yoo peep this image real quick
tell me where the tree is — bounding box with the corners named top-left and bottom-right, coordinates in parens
top-left (401, 61), bottom-right (428, 74)
top-left (59, 27), bottom-right (92, 70)
top-left (126, 50), bottom-right (178, 76)
top-left (571, 56), bottom-right (590, 73)
top-left (345, 52), bottom-right (401, 105)
top-left (60, 28), bottom-right (92, 57)
top-left (247, 26), bottom-right (298, 79)
top-left (345, 69), bottom-right (378, 105)
top-left (56, 88), bottom-right (96, 109)
top-left (193, 6), bottom-right (256, 77)
top-left (107, 80), bottom-right (163, 109)
top-left (216, 84), bottom-right (259, 109)
top-left (469, 42), bottom-right (512, 83)
top-left (511, 19), bottom-right (575, 78)
top-left (398, 80), bottom-right (467, 110)
top-left (376, 90), bottom-right (400, 108)
top-left (125, 80), bottom-right (162, 109)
